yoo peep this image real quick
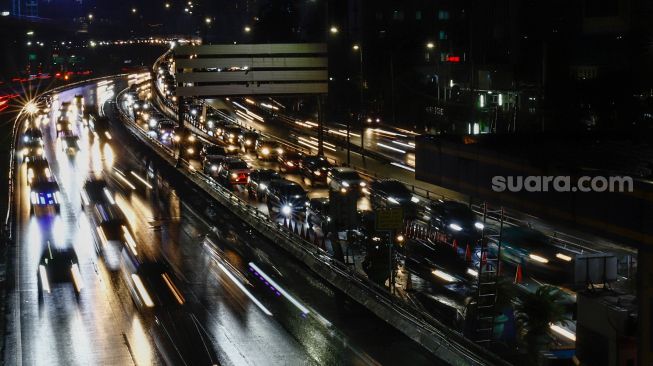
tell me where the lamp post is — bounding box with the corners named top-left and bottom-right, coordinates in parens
top-left (353, 44), bottom-right (365, 163)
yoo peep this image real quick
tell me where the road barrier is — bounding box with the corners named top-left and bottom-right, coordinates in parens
top-left (117, 85), bottom-right (510, 365)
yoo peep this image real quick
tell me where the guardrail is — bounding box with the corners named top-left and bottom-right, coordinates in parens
top-left (119, 85), bottom-right (510, 365)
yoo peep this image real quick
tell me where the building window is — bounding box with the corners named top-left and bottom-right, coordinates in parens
top-left (393, 10), bottom-right (404, 21)
top-left (439, 30), bottom-right (447, 40)
top-left (438, 10), bottom-right (449, 20)
top-left (415, 11), bottom-right (422, 20)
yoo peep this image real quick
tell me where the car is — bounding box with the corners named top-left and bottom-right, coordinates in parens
top-left (157, 120), bottom-right (177, 141)
top-left (247, 169), bottom-right (281, 201)
top-left (26, 156), bottom-right (52, 186)
top-left (201, 144), bottom-right (228, 159)
top-left (369, 179), bottom-right (418, 218)
top-left (202, 156), bottom-right (227, 177)
top-left (61, 134), bottom-right (80, 155)
top-left (222, 125), bottom-right (243, 145)
top-left (278, 151), bottom-right (303, 173)
top-left (256, 139), bottom-right (283, 160)
top-left (179, 139), bottom-right (203, 161)
top-left (265, 179), bottom-right (309, 219)
top-left (56, 116), bottom-right (73, 137)
top-left (492, 227), bottom-right (575, 283)
top-left (427, 200), bottom-right (483, 244)
top-left (120, 250), bottom-right (186, 312)
top-left (300, 156), bottom-right (331, 185)
top-left (81, 179), bottom-right (132, 255)
top-left (22, 126), bottom-right (43, 144)
top-left (240, 131), bottom-right (259, 152)
top-left (37, 242), bottom-right (83, 299)
top-left (216, 158), bottom-right (251, 187)
top-left (306, 198), bottom-right (331, 231)
top-left (21, 139), bottom-right (44, 163)
top-left (328, 167), bottom-right (367, 194)
top-left (30, 180), bottom-right (61, 215)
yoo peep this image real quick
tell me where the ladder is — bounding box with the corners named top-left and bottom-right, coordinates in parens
top-left (474, 203), bottom-right (504, 345)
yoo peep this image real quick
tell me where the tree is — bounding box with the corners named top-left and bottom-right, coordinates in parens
top-left (515, 285), bottom-right (569, 363)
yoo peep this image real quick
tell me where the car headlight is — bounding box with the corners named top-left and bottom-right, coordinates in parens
top-left (281, 205), bottom-right (292, 216)
top-left (529, 254), bottom-right (549, 263)
top-left (211, 165), bottom-right (218, 171)
top-left (277, 148), bottom-right (284, 155)
top-left (411, 196), bottom-right (420, 203)
top-left (387, 196), bottom-right (399, 204)
top-left (36, 148), bottom-right (43, 155)
top-left (231, 173), bottom-right (238, 179)
top-left (186, 148), bottom-right (194, 154)
top-left (449, 223), bottom-right (463, 231)
top-left (259, 183), bottom-right (267, 190)
top-left (342, 181), bottom-right (350, 188)
top-left (474, 222), bottom-right (484, 230)
top-left (314, 171), bottom-right (321, 176)
top-left (360, 181), bottom-right (366, 187)
top-left (262, 148), bottom-right (270, 155)
top-left (228, 145), bottom-right (237, 151)
top-left (287, 161), bottom-right (294, 167)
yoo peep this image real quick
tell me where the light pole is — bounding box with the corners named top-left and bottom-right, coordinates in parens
top-left (353, 44), bottom-right (364, 162)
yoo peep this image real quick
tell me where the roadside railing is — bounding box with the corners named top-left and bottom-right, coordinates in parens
top-left (117, 86), bottom-right (510, 366)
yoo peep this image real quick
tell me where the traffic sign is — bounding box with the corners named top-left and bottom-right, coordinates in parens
top-left (375, 208), bottom-right (404, 230)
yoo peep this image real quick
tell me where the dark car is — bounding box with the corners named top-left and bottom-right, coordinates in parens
top-left (247, 169), bottom-right (281, 201)
top-left (306, 198), bottom-right (331, 231)
top-left (203, 156), bottom-right (227, 177)
top-left (369, 179), bottom-right (418, 218)
top-left (256, 139), bottom-right (283, 160)
top-left (265, 179), bottom-right (309, 218)
top-left (428, 200), bottom-right (483, 244)
top-left (179, 139), bottom-right (203, 161)
top-left (222, 125), bottom-right (243, 145)
top-left (157, 120), bottom-right (177, 141)
top-left (21, 139), bottom-right (44, 163)
top-left (37, 242), bottom-right (83, 299)
top-left (26, 156), bottom-right (52, 186)
top-left (61, 134), bottom-right (80, 155)
top-left (22, 126), bottom-right (43, 144)
top-left (328, 167), bottom-right (366, 194)
top-left (278, 151), bottom-right (303, 173)
top-left (30, 180), bottom-right (61, 215)
top-left (240, 131), bottom-right (259, 152)
top-left (300, 156), bottom-right (331, 185)
top-left (201, 144), bottom-right (228, 159)
top-left (216, 158), bottom-right (251, 187)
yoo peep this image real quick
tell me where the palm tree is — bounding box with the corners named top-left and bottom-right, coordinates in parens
top-left (515, 285), bottom-right (569, 363)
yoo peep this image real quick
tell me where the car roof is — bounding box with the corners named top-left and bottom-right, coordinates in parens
top-left (332, 167), bottom-right (357, 173)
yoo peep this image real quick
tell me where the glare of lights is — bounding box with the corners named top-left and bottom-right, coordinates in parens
top-left (433, 269), bottom-right (456, 282)
top-left (249, 263), bottom-right (310, 315)
top-left (556, 253), bottom-right (572, 262)
top-left (130, 171), bottom-right (152, 189)
top-left (24, 101), bottom-right (38, 114)
top-left (205, 17), bottom-right (212, 24)
top-left (244, 26), bottom-right (251, 33)
top-left (217, 262), bottom-right (272, 316)
top-left (131, 7), bottom-right (137, 13)
top-left (330, 26), bottom-right (339, 34)
top-left (396, 235), bottom-right (404, 243)
top-left (39, 265), bottom-right (51, 293)
top-left (131, 274), bottom-right (155, 307)
top-left (475, 222), bottom-right (485, 230)
top-left (164, 2), bottom-right (170, 8)
top-left (26, 30), bottom-right (34, 36)
top-left (426, 42), bottom-right (435, 49)
top-left (71, 264), bottom-right (84, 292)
top-left (550, 324), bottom-right (576, 341)
top-left (467, 268), bottom-right (479, 277)
top-left (88, 13), bottom-right (93, 20)
top-left (1, 11), bottom-right (9, 16)
top-left (529, 254), bottom-right (549, 263)
top-left (353, 44), bottom-right (360, 50)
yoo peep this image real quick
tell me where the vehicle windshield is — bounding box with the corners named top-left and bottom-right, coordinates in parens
top-left (229, 161), bottom-right (249, 170)
top-left (258, 171), bottom-right (280, 180)
top-left (382, 181), bottom-right (410, 195)
top-left (283, 185), bottom-right (306, 197)
top-left (339, 171), bottom-right (360, 180)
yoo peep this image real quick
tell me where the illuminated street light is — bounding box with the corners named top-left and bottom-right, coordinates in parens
top-left (26, 30), bottom-right (34, 36)
top-left (205, 17), bottom-right (212, 24)
top-left (330, 26), bottom-right (339, 34)
top-left (131, 8), bottom-right (137, 14)
top-left (88, 13), bottom-right (93, 20)
top-left (164, 3), bottom-right (170, 9)
top-left (426, 42), bottom-right (435, 49)
top-left (352, 44), bottom-right (360, 50)
top-left (244, 26), bottom-right (251, 33)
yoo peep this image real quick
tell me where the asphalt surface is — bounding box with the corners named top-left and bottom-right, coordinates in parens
top-left (2, 79), bottom-right (444, 365)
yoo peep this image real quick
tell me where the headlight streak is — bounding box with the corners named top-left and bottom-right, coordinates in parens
top-left (216, 262), bottom-right (273, 316)
top-left (71, 264), bottom-right (84, 292)
top-left (39, 265), bottom-right (51, 293)
top-left (130, 171), bottom-right (152, 189)
top-left (131, 274), bottom-right (155, 307)
top-left (248, 263), bottom-right (310, 316)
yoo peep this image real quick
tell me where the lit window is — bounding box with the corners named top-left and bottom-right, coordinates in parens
top-left (438, 10), bottom-right (449, 20)
top-left (415, 11), bottom-right (422, 20)
top-left (439, 30), bottom-right (447, 40)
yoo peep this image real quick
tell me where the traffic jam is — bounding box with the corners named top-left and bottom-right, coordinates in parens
top-left (17, 86), bottom-right (219, 365)
top-left (113, 62), bottom-right (597, 343)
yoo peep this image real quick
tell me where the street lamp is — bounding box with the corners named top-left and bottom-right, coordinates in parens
top-left (244, 26), bottom-right (251, 33)
top-left (131, 8), bottom-right (137, 14)
top-left (205, 17), bottom-right (212, 24)
top-left (329, 26), bottom-right (339, 34)
top-left (426, 42), bottom-right (435, 49)
top-left (164, 3), bottom-right (170, 9)
top-left (353, 44), bottom-right (365, 162)
top-left (88, 13), bottom-right (93, 20)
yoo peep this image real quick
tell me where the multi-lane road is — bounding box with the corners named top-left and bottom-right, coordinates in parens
top-left (2, 78), bottom-right (444, 365)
